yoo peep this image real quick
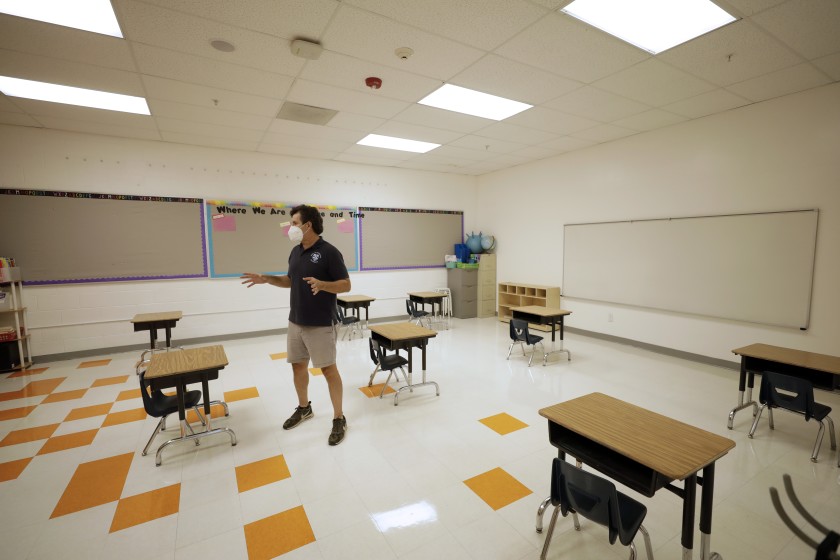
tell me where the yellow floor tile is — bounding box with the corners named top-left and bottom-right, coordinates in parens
top-left (0, 405), bottom-right (37, 421)
top-left (0, 378), bottom-right (66, 401)
top-left (38, 429), bottom-right (99, 455)
top-left (77, 359), bottom-right (112, 369)
top-left (109, 483), bottom-right (180, 533)
top-left (479, 412), bottom-right (529, 435)
top-left (270, 352), bottom-right (287, 360)
top-left (463, 467), bottom-right (533, 511)
top-left (0, 457), bottom-right (32, 482)
top-left (116, 389), bottom-right (141, 401)
top-left (91, 375), bottom-right (129, 387)
top-left (236, 455), bottom-right (291, 493)
top-left (244, 505), bottom-right (315, 560)
top-left (8, 367), bottom-right (48, 378)
top-left (0, 389), bottom-right (23, 401)
top-left (64, 402), bottom-right (113, 422)
top-left (358, 384), bottom-right (396, 398)
top-left (308, 368), bottom-right (322, 376)
top-left (102, 408), bottom-right (147, 427)
top-left (51, 452), bottom-right (133, 519)
top-left (0, 423), bottom-right (60, 447)
top-left (185, 403), bottom-right (226, 424)
top-left (224, 387), bottom-right (259, 402)
top-left (41, 389), bottom-right (88, 403)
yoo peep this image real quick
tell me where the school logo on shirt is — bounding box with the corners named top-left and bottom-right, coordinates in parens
top-left (310, 252), bottom-right (322, 263)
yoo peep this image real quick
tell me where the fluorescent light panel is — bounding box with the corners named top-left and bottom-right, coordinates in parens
top-left (418, 84), bottom-right (532, 121)
top-left (0, 76), bottom-right (150, 115)
top-left (0, 0), bottom-right (123, 38)
top-left (357, 134), bottom-right (440, 154)
top-left (562, 0), bottom-right (737, 54)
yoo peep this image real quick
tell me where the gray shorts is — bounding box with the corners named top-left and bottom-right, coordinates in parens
top-left (287, 321), bottom-right (338, 368)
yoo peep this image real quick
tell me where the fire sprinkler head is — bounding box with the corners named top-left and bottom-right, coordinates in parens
top-left (365, 76), bottom-right (382, 89)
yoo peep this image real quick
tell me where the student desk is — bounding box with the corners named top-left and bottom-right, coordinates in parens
top-left (132, 311), bottom-right (182, 351)
top-left (511, 306), bottom-right (572, 363)
top-left (368, 323), bottom-right (439, 404)
top-left (408, 291), bottom-right (447, 319)
top-left (728, 343), bottom-right (840, 429)
top-left (337, 294), bottom-right (375, 328)
top-left (538, 392), bottom-right (735, 560)
top-left (145, 345), bottom-right (236, 465)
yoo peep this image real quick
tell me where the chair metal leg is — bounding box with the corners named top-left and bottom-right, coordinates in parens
top-left (506, 342), bottom-right (515, 360)
top-left (368, 364), bottom-right (380, 387)
top-left (571, 510), bottom-right (580, 531)
top-left (811, 420), bottom-right (826, 462)
top-left (826, 415), bottom-right (836, 450)
top-left (747, 404), bottom-right (766, 438)
top-left (142, 417), bottom-right (166, 456)
top-left (628, 541), bottom-right (637, 560)
top-left (638, 524), bottom-right (654, 560)
top-left (536, 496), bottom-right (551, 533)
top-left (768, 407), bottom-right (775, 430)
top-left (539, 506), bottom-right (561, 560)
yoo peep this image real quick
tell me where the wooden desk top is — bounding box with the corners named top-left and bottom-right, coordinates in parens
top-left (369, 323), bottom-right (438, 342)
top-left (337, 295), bottom-right (376, 303)
top-left (408, 291), bottom-right (447, 299)
top-left (512, 306), bottom-right (571, 317)
top-left (146, 345), bottom-right (228, 379)
top-left (733, 344), bottom-right (840, 375)
top-left (539, 392), bottom-right (735, 481)
top-left (131, 311), bottom-right (183, 324)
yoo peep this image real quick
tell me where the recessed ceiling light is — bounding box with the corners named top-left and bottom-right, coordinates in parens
top-left (418, 84), bottom-right (532, 121)
top-left (357, 134), bottom-right (440, 154)
top-left (0, 76), bottom-right (150, 115)
top-left (0, 0), bottom-right (123, 38)
top-left (562, 0), bottom-right (737, 54)
top-left (210, 39), bottom-right (235, 52)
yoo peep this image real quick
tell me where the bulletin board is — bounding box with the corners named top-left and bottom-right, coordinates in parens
top-left (207, 200), bottom-right (359, 277)
top-left (358, 207), bottom-right (464, 270)
top-left (0, 189), bottom-right (206, 284)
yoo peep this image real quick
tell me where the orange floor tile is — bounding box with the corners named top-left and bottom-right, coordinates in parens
top-left (308, 368), bottom-right (322, 376)
top-left (0, 389), bottom-right (23, 401)
top-left (77, 359), bottom-right (112, 369)
top-left (41, 389), bottom-right (88, 403)
top-left (244, 505), bottom-right (315, 560)
top-left (109, 483), bottom-right (180, 533)
top-left (479, 412), bottom-right (529, 435)
top-left (51, 452), bottom-right (133, 518)
top-left (8, 367), bottom-right (48, 378)
top-left (0, 457), bottom-right (32, 482)
top-left (38, 429), bottom-right (99, 455)
top-left (64, 402), bottom-right (114, 422)
top-left (20, 378), bottom-right (67, 398)
top-left (0, 423), bottom-right (60, 447)
top-left (91, 375), bottom-right (130, 387)
top-left (224, 387), bottom-right (259, 402)
top-left (358, 383), bottom-right (396, 398)
top-left (235, 455), bottom-right (291, 493)
top-left (185, 403), bottom-right (226, 424)
top-left (102, 408), bottom-right (147, 427)
top-left (116, 389), bottom-right (141, 401)
top-left (269, 352), bottom-right (287, 360)
top-left (463, 467), bottom-right (533, 511)
top-left (0, 404), bottom-right (37, 421)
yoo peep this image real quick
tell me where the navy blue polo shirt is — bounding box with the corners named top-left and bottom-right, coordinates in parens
top-left (287, 237), bottom-right (349, 327)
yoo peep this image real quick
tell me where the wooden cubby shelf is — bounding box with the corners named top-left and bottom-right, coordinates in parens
top-left (498, 281), bottom-right (561, 332)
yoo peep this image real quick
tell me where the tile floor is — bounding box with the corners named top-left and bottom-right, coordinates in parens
top-left (1, 317), bottom-right (839, 559)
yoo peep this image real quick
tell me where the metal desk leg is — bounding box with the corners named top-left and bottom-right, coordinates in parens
top-left (682, 473), bottom-right (698, 559)
top-left (728, 361), bottom-right (758, 429)
top-left (699, 463), bottom-right (723, 560)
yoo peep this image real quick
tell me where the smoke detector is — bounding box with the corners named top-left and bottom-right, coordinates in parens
top-left (394, 47), bottom-right (414, 60)
top-left (365, 77), bottom-right (382, 89)
top-left (290, 39), bottom-right (323, 60)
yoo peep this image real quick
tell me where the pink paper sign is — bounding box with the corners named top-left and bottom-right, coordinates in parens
top-left (336, 218), bottom-right (355, 234)
top-left (212, 214), bottom-right (236, 232)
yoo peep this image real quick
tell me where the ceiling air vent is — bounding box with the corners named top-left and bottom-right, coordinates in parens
top-left (276, 102), bottom-right (337, 126)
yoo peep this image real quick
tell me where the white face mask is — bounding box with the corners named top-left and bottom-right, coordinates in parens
top-left (288, 225), bottom-right (304, 244)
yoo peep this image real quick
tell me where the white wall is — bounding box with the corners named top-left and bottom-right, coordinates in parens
top-left (0, 126), bottom-right (477, 356)
top-left (476, 82), bottom-right (840, 363)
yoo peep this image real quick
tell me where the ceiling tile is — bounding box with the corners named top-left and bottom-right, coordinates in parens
top-left (343, 0), bottom-right (547, 50)
top-left (160, 131), bottom-right (259, 151)
top-left (612, 109), bottom-right (688, 132)
top-left (32, 116), bottom-right (161, 141)
top-left (496, 12), bottom-right (649, 84)
top-left (448, 134), bottom-right (528, 154)
top-left (474, 122), bottom-right (558, 145)
top-left (267, 119), bottom-right (364, 142)
top-left (725, 62), bottom-right (831, 101)
top-left (392, 105), bottom-right (493, 134)
top-left (142, 75), bottom-right (282, 116)
top-left (259, 133), bottom-right (352, 153)
top-left (751, 0), bottom-right (840, 59)
top-left (147, 99), bottom-right (273, 130)
top-left (506, 106), bottom-right (600, 135)
top-left (509, 145), bottom-right (561, 160)
top-left (0, 111), bottom-right (41, 127)
top-left (663, 89), bottom-right (751, 118)
top-left (593, 59), bottom-right (717, 106)
top-left (326, 112), bottom-right (386, 133)
top-left (287, 79), bottom-right (409, 120)
top-left (540, 135), bottom-right (597, 153)
top-left (449, 54), bottom-right (582, 105)
top-left (427, 144), bottom-right (495, 161)
top-left (724, 0), bottom-right (788, 16)
top-left (321, 5), bottom-right (485, 81)
top-left (155, 117), bottom-right (265, 141)
top-left (659, 20), bottom-right (804, 86)
top-left (812, 52), bottom-right (840, 80)
top-left (372, 121), bottom-right (464, 144)
top-left (544, 86), bottom-right (650, 122)
top-left (257, 144), bottom-right (340, 161)
top-left (0, 94), bottom-right (24, 112)
top-left (571, 123), bottom-right (638, 143)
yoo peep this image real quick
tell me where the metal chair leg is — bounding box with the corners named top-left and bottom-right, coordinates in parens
top-left (811, 420), bottom-right (826, 462)
top-left (825, 415), bottom-right (836, 450)
top-left (142, 417), bottom-right (165, 456)
top-left (368, 364), bottom-right (380, 386)
top-left (536, 496), bottom-right (551, 533)
top-left (638, 524), bottom-right (654, 560)
top-left (748, 404), bottom-right (766, 438)
top-left (539, 506), bottom-right (561, 560)
top-left (628, 541), bottom-right (637, 560)
top-left (506, 342), bottom-right (515, 360)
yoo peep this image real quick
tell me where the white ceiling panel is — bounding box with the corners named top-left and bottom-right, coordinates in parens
top-left (427, 144), bottom-right (495, 161)
top-left (160, 131), bottom-right (259, 151)
top-left (663, 89), bottom-right (751, 118)
top-left (496, 13), bottom-right (649, 84)
top-left (155, 117), bottom-right (265, 142)
top-left (449, 54), bottom-right (582, 105)
top-left (259, 134), bottom-right (352, 153)
top-left (372, 121), bottom-right (464, 145)
top-left (343, 0), bottom-right (547, 51)
top-left (32, 116), bottom-right (160, 141)
top-left (392, 105), bottom-right (492, 134)
top-left (474, 122), bottom-right (558, 145)
top-left (448, 134), bottom-right (529, 154)
top-left (545, 86), bottom-right (650, 122)
top-left (266, 119), bottom-right (364, 142)
top-left (751, 0), bottom-right (840, 59)
top-left (594, 59), bottom-right (718, 106)
top-left (147, 99), bottom-right (273, 130)
top-left (325, 112), bottom-right (386, 133)
top-left (321, 6), bottom-right (485, 81)
top-left (726, 62), bottom-right (831, 101)
top-left (0, 94), bottom-right (23, 112)
top-left (257, 144), bottom-right (340, 161)
top-left (540, 135), bottom-right (597, 153)
top-left (572, 123), bottom-right (638, 143)
top-left (0, 111), bottom-right (41, 127)
top-left (506, 106), bottom-right (600, 135)
top-left (812, 52), bottom-right (840, 80)
top-left (612, 109), bottom-right (688, 132)
top-left (509, 145), bottom-right (562, 160)
top-left (287, 79), bottom-right (409, 120)
top-left (724, 0), bottom-right (788, 16)
top-left (142, 76), bottom-right (282, 116)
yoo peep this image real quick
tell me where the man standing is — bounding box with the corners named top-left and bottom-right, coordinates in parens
top-left (241, 204), bottom-right (350, 445)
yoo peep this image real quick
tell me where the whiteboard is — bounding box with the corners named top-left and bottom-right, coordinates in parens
top-left (562, 210), bottom-right (818, 329)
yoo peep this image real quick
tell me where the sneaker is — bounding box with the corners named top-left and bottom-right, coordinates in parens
top-left (328, 416), bottom-right (347, 446)
top-left (282, 402), bottom-right (313, 430)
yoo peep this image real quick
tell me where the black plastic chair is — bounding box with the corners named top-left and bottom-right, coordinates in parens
top-left (368, 338), bottom-right (410, 404)
top-left (748, 371), bottom-right (837, 463)
top-left (507, 318), bottom-right (545, 366)
top-left (541, 459), bottom-right (653, 560)
top-left (139, 369), bottom-right (205, 457)
top-left (335, 305), bottom-right (362, 340)
top-left (406, 299), bottom-right (431, 328)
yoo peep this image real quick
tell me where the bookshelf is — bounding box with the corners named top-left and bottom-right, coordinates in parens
top-left (0, 267), bottom-right (32, 372)
top-left (498, 281), bottom-right (561, 332)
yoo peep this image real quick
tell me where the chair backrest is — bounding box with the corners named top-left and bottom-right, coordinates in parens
top-left (138, 370), bottom-right (156, 417)
top-left (510, 318), bottom-right (529, 343)
top-left (368, 337), bottom-right (380, 366)
top-left (759, 371), bottom-right (817, 421)
top-left (406, 299), bottom-right (417, 318)
top-left (551, 459), bottom-right (622, 545)
top-left (335, 305), bottom-right (346, 323)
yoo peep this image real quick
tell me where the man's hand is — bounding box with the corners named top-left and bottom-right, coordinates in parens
top-left (303, 277), bottom-right (323, 295)
top-left (241, 272), bottom-right (266, 288)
